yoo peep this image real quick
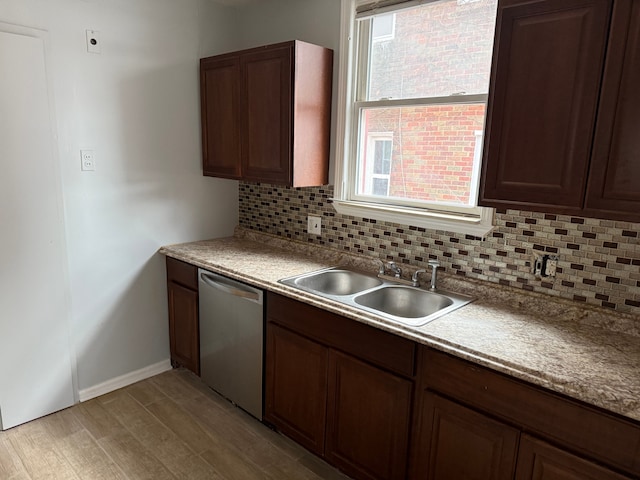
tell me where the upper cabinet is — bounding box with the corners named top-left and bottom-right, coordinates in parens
top-left (200, 40), bottom-right (333, 187)
top-left (585, 0), bottom-right (640, 220)
top-left (480, 0), bottom-right (640, 222)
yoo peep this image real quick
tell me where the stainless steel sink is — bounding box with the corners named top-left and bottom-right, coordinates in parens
top-left (288, 269), bottom-right (383, 296)
top-left (279, 267), bottom-right (474, 327)
top-left (354, 286), bottom-right (453, 318)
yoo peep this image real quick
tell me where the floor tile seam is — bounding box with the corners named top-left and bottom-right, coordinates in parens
top-left (186, 399), bottom-right (276, 472)
top-left (110, 390), bottom-right (211, 476)
top-left (67, 409), bottom-right (133, 480)
top-left (170, 388), bottom-right (262, 452)
top-left (74, 397), bottom-right (178, 480)
top-left (124, 373), bottom-right (343, 480)
top-left (147, 373), bottom-right (207, 404)
top-left (175, 373), bottom-right (314, 465)
top-left (94, 434), bottom-right (179, 480)
top-left (2, 433), bottom-right (33, 480)
top-left (194, 452), bottom-right (227, 479)
top-left (7, 425), bottom-right (83, 480)
top-left (131, 391), bottom-right (211, 457)
top-left (56, 436), bottom-right (122, 480)
top-left (198, 445), bottom-right (277, 480)
top-left (128, 377), bottom-right (173, 407)
top-left (256, 428), bottom-right (310, 463)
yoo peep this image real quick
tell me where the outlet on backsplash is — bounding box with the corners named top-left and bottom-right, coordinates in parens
top-left (532, 253), bottom-right (559, 278)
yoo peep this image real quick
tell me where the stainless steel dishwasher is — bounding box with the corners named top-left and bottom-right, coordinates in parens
top-left (198, 268), bottom-right (264, 420)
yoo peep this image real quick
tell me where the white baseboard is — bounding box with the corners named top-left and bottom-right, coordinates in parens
top-left (78, 359), bottom-right (173, 402)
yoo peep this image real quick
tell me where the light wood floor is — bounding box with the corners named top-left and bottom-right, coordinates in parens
top-left (0, 368), bottom-right (351, 480)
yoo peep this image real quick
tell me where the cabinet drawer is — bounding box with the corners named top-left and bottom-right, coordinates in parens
top-left (166, 257), bottom-right (198, 290)
top-left (515, 435), bottom-right (632, 480)
top-left (423, 348), bottom-right (640, 477)
top-left (267, 293), bottom-right (416, 378)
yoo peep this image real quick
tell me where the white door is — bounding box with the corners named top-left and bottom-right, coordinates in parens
top-left (0, 26), bottom-right (75, 429)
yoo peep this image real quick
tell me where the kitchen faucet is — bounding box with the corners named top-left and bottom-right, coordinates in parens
top-left (386, 261), bottom-right (402, 278)
top-left (427, 260), bottom-right (440, 290)
top-left (377, 259), bottom-right (440, 289)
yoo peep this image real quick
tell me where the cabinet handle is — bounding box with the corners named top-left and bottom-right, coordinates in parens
top-left (200, 272), bottom-right (261, 302)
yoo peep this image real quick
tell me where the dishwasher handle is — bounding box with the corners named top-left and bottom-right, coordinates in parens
top-left (199, 272), bottom-right (262, 303)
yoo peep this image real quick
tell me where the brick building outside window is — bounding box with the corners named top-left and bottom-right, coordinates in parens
top-left (356, 0), bottom-right (497, 207)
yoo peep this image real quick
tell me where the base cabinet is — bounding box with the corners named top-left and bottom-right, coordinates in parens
top-left (264, 323), bottom-right (328, 455)
top-left (265, 295), bottom-right (639, 480)
top-left (413, 393), bottom-right (518, 480)
top-left (515, 436), bottom-right (631, 480)
top-left (411, 348), bottom-right (638, 480)
top-left (265, 293), bottom-right (416, 480)
top-left (165, 257), bottom-right (199, 375)
top-left (326, 351), bottom-right (413, 480)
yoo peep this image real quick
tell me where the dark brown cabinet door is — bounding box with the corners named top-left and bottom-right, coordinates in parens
top-left (240, 45), bottom-right (292, 185)
top-left (585, 1), bottom-right (640, 221)
top-left (480, 0), bottom-right (612, 212)
top-left (167, 281), bottom-right (199, 374)
top-left (413, 393), bottom-right (519, 480)
top-left (326, 350), bottom-right (413, 480)
top-left (200, 55), bottom-right (241, 179)
top-left (515, 435), bottom-right (631, 480)
top-left (264, 324), bottom-right (328, 455)
top-left (166, 258), bottom-right (199, 375)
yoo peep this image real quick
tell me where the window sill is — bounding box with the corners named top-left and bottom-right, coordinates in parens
top-left (331, 199), bottom-right (495, 238)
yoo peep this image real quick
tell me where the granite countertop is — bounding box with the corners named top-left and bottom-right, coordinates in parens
top-left (159, 229), bottom-right (640, 423)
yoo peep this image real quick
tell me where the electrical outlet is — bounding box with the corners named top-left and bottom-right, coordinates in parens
top-left (307, 215), bottom-right (321, 235)
top-left (533, 253), bottom-right (559, 278)
top-left (545, 256), bottom-right (558, 277)
top-left (80, 149), bottom-right (95, 171)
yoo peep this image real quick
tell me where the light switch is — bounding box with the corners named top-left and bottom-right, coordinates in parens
top-left (307, 215), bottom-right (322, 235)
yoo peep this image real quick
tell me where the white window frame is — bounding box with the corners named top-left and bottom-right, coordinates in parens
top-left (371, 13), bottom-right (396, 42)
top-left (363, 133), bottom-right (393, 196)
top-left (332, 0), bottom-right (495, 237)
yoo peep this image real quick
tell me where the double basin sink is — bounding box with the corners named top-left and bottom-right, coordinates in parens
top-left (279, 268), bottom-right (474, 327)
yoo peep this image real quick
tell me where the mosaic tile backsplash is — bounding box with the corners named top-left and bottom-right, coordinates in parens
top-left (239, 183), bottom-right (640, 315)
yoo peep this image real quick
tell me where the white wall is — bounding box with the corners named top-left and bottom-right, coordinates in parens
top-left (234, 0), bottom-right (342, 177)
top-left (234, 0), bottom-right (341, 49)
top-left (0, 0), bottom-right (239, 392)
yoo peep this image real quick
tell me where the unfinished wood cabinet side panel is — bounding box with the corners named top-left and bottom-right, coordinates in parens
top-left (292, 41), bottom-right (333, 187)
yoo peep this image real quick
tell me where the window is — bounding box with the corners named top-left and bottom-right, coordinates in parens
top-left (333, 0), bottom-right (498, 236)
top-left (364, 135), bottom-right (393, 195)
top-left (372, 13), bottom-right (395, 42)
